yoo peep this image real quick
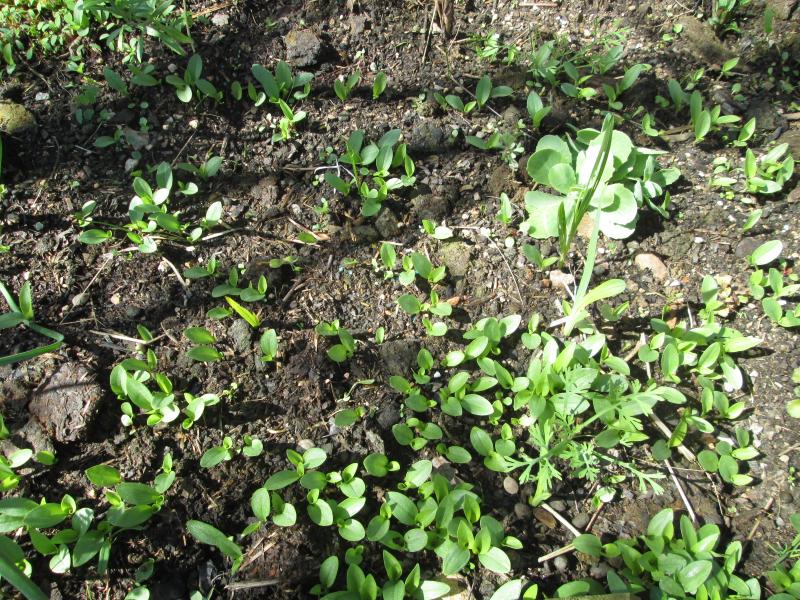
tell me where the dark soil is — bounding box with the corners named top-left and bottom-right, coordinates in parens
top-left (1, 0), bottom-right (799, 598)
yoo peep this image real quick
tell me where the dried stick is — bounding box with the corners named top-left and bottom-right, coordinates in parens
top-left (540, 502), bottom-right (581, 536)
top-left (666, 459), bottom-right (697, 524)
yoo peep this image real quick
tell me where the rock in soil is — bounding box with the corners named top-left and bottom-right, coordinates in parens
top-left (284, 28), bottom-right (323, 67)
top-left (440, 242), bottom-right (472, 278)
top-left (634, 253), bottom-right (669, 282)
top-left (28, 362), bottom-right (101, 442)
top-left (411, 193), bottom-right (450, 222)
top-left (408, 121), bottom-right (456, 155)
top-left (0, 101), bottom-right (36, 134)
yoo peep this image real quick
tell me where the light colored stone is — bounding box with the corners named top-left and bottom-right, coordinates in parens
top-left (0, 101), bottom-right (36, 135)
top-left (634, 253), bottom-right (669, 281)
top-left (503, 476), bottom-right (519, 495)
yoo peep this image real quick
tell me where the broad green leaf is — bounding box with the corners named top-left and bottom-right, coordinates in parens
top-left (478, 547), bottom-right (511, 573)
top-left (186, 520), bottom-right (242, 561)
top-left (85, 465), bottom-right (121, 488)
top-left (749, 240), bottom-right (783, 266)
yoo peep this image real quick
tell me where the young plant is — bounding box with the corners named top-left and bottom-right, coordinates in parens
top-left (373, 71), bottom-right (388, 99)
top-left (165, 54), bottom-right (221, 103)
top-left (316, 320), bottom-right (356, 363)
top-left (435, 75), bottom-right (512, 114)
top-left (689, 91), bottom-right (741, 143)
top-left (602, 63), bottom-right (649, 111)
top-left (77, 162), bottom-right (224, 252)
top-left (273, 99), bottom-right (307, 142)
top-left (743, 143), bottom-right (795, 194)
top-left (0, 281), bottom-right (64, 366)
top-left (324, 129), bottom-right (416, 216)
top-left (562, 508), bottom-right (760, 600)
top-left (526, 90), bottom-right (551, 129)
top-left (398, 252), bottom-right (447, 286)
top-left (250, 61), bottom-right (313, 105)
top-left (520, 113), bottom-right (678, 264)
top-left (184, 326), bottom-right (223, 362)
top-left (334, 69), bottom-right (361, 101)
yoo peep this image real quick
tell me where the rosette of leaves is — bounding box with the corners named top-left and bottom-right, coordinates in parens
top-left (520, 122), bottom-right (678, 250)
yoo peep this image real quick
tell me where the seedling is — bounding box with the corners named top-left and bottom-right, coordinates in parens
top-left (0, 281), bottom-right (63, 366)
top-left (186, 520), bottom-right (243, 573)
top-left (521, 114), bottom-right (679, 264)
top-left (0, 456), bottom-right (175, 595)
top-left (250, 61), bottom-right (313, 105)
top-left (260, 328), bottom-right (279, 362)
top-left (421, 220), bottom-right (453, 240)
top-left (273, 98), bottom-right (307, 142)
top-left (526, 90), bottom-right (551, 129)
top-left (564, 509), bottom-right (760, 599)
top-left (334, 69), bottom-right (361, 101)
top-left (373, 71), bottom-right (387, 99)
top-left (316, 320), bottom-right (356, 363)
top-left (689, 91), bottom-right (741, 143)
top-left (176, 155), bottom-right (223, 180)
top-left (397, 290), bottom-right (453, 318)
top-left (165, 54), bottom-right (221, 103)
top-left (212, 267), bottom-right (268, 302)
top-left (744, 143), bottom-right (795, 194)
top-left (200, 434), bottom-right (264, 468)
top-left (522, 243), bottom-right (557, 269)
top-left (77, 162), bottom-right (224, 252)
top-left (697, 428), bottom-right (757, 486)
top-left (601, 63), bottom-right (649, 110)
top-left (435, 75), bottom-right (512, 114)
top-left (184, 326), bottom-right (222, 362)
top-left (398, 252), bottom-right (446, 286)
top-left (324, 129), bottom-right (416, 216)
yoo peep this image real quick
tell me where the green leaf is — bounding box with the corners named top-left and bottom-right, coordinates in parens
top-left (476, 75), bottom-right (491, 106)
top-left (442, 546), bottom-right (470, 576)
top-left (788, 399), bottom-right (800, 418)
top-left (749, 240), bottom-right (783, 266)
top-left (116, 483), bottom-right (162, 505)
top-left (461, 394), bottom-right (494, 416)
top-left (251, 487), bottom-right (271, 521)
top-left (264, 470), bottom-right (300, 490)
top-left (78, 229), bottom-right (112, 245)
top-left (225, 296), bottom-right (261, 327)
top-left (200, 446), bottom-right (231, 468)
top-left (478, 547), bottom-right (511, 573)
top-left (320, 555), bottom-right (339, 588)
top-left (184, 327), bottom-right (215, 345)
top-left (470, 427), bottom-right (493, 456)
top-left (397, 294), bottom-right (422, 314)
top-left (677, 560), bottom-right (712, 594)
top-left (0, 542), bottom-right (48, 600)
top-left (647, 508), bottom-right (674, 538)
top-left (85, 465), bottom-right (121, 488)
top-left (573, 533), bottom-right (602, 557)
top-left (187, 346), bottom-right (223, 362)
top-left (490, 580), bottom-right (524, 600)
top-left (445, 446), bottom-right (472, 464)
top-left (186, 520), bottom-right (242, 562)
top-left (697, 450), bottom-right (719, 472)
